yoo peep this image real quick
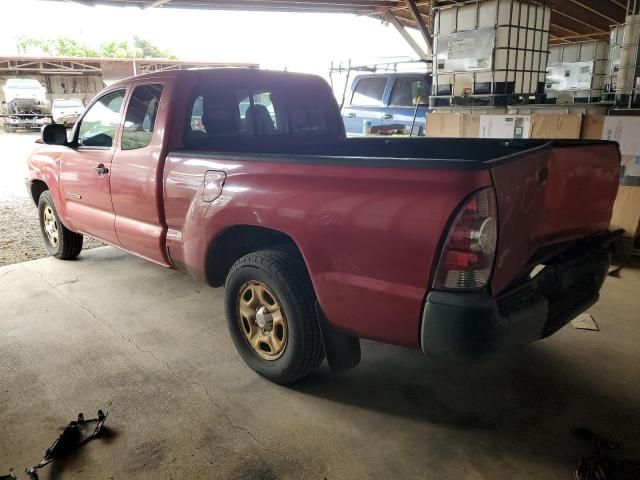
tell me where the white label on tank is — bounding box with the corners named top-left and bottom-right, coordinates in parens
top-left (447, 38), bottom-right (474, 59)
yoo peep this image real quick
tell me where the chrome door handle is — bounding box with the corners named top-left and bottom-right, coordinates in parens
top-left (383, 114), bottom-right (393, 120)
top-left (346, 112), bottom-right (356, 118)
top-left (95, 164), bottom-right (109, 175)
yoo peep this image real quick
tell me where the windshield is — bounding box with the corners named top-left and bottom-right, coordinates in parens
top-left (54, 99), bottom-right (84, 108)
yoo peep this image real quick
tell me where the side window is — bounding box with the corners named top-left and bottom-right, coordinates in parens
top-left (121, 84), bottom-right (163, 150)
top-left (350, 77), bottom-right (387, 106)
top-left (389, 77), bottom-right (430, 107)
top-left (190, 90), bottom-right (242, 138)
top-left (183, 82), bottom-right (337, 149)
top-left (290, 96), bottom-right (329, 136)
top-left (77, 89), bottom-right (126, 148)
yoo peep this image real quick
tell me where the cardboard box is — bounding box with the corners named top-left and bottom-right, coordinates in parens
top-left (602, 116), bottom-right (640, 155)
top-left (580, 115), bottom-right (606, 140)
top-left (425, 112), bottom-right (466, 138)
top-left (529, 113), bottom-right (582, 139)
top-left (427, 112), bottom-right (584, 140)
top-left (465, 114), bottom-right (480, 138)
top-left (610, 185), bottom-right (640, 238)
top-left (478, 115), bottom-right (531, 139)
top-left (425, 112), bottom-right (481, 138)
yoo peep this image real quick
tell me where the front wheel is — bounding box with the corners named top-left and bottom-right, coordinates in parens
top-left (224, 250), bottom-right (324, 384)
top-left (38, 190), bottom-right (83, 259)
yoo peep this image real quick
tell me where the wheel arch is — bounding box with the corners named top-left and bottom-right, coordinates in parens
top-left (29, 179), bottom-right (49, 206)
top-left (207, 224), bottom-right (361, 374)
top-left (205, 225), bottom-right (307, 288)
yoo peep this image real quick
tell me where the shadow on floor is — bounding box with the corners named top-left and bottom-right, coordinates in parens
top-left (292, 341), bottom-right (640, 473)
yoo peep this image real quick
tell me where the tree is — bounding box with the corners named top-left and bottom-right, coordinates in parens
top-left (16, 36), bottom-right (175, 59)
top-left (132, 36), bottom-right (175, 59)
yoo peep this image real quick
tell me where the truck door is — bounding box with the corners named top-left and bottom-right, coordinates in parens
top-left (110, 81), bottom-right (171, 266)
top-left (341, 76), bottom-right (387, 135)
top-left (382, 75), bottom-right (431, 135)
top-left (59, 88), bottom-right (127, 245)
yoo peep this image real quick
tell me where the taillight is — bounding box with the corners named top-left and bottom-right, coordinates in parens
top-left (433, 187), bottom-right (498, 290)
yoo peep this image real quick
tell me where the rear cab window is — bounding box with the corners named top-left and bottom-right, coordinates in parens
top-left (350, 77), bottom-right (387, 106)
top-left (184, 77), bottom-right (338, 149)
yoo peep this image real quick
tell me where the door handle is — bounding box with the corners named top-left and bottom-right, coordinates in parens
top-left (383, 114), bottom-right (393, 120)
top-left (95, 164), bottom-right (109, 175)
top-left (346, 112), bottom-right (356, 118)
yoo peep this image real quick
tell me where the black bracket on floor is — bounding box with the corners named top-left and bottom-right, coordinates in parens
top-left (25, 410), bottom-right (108, 480)
top-left (315, 301), bottom-right (361, 374)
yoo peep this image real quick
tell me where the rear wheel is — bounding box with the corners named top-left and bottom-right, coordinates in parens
top-left (38, 190), bottom-right (83, 259)
top-left (224, 250), bottom-right (324, 384)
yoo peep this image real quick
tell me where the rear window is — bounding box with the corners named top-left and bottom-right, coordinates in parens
top-left (389, 77), bottom-right (430, 106)
top-left (350, 77), bottom-right (387, 106)
top-left (54, 99), bottom-right (84, 108)
top-left (184, 80), bottom-right (336, 149)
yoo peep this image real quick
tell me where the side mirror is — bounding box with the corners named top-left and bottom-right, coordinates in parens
top-left (41, 123), bottom-right (67, 146)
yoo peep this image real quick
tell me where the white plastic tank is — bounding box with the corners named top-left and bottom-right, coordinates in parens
top-left (546, 40), bottom-right (608, 102)
top-left (615, 14), bottom-right (640, 107)
top-left (433, 0), bottom-right (550, 104)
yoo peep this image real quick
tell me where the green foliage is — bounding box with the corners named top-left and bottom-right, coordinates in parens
top-left (16, 36), bottom-right (176, 59)
top-left (132, 36), bottom-right (176, 59)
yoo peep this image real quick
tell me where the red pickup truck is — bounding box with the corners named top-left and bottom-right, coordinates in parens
top-left (26, 69), bottom-right (620, 384)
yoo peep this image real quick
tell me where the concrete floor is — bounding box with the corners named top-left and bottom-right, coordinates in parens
top-left (1, 247), bottom-right (639, 479)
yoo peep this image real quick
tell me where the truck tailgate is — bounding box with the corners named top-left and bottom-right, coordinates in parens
top-left (490, 141), bottom-right (620, 294)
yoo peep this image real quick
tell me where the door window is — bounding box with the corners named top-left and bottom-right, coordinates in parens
top-left (121, 84), bottom-right (163, 150)
top-left (350, 78), bottom-right (387, 106)
top-left (389, 78), bottom-right (430, 107)
top-left (77, 89), bottom-right (126, 148)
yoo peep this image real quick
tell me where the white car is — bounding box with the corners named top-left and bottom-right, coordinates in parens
top-left (2, 78), bottom-right (49, 113)
top-left (52, 98), bottom-right (84, 127)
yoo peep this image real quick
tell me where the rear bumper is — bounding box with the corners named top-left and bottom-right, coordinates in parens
top-left (421, 237), bottom-right (612, 358)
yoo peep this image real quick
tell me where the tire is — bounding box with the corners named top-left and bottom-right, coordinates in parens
top-left (225, 250), bottom-right (324, 384)
top-left (3, 125), bottom-right (15, 133)
top-left (38, 190), bottom-right (83, 260)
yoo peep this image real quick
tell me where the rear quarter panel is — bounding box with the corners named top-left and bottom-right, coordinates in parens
top-left (490, 142), bottom-right (620, 294)
top-left (164, 155), bottom-right (491, 347)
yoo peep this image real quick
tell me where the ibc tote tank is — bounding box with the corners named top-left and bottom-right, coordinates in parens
top-left (433, 0), bottom-right (550, 105)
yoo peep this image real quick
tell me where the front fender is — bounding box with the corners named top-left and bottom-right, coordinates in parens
top-left (27, 147), bottom-right (69, 227)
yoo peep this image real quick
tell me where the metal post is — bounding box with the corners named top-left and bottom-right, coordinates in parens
top-left (406, 0), bottom-right (433, 52)
top-left (340, 59), bottom-right (352, 110)
top-left (386, 12), bottom-right (428, 60)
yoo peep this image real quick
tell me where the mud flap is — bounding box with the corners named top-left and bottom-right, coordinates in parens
top-left (315, 302), bottom-right (361, 374)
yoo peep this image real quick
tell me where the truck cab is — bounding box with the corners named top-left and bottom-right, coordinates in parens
top-left (341, 72), bottom-right (431, 136)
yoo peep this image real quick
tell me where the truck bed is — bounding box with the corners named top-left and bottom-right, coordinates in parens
top-left (164, 138), bottom-right (620, 347)
top-left (177, 136), bottom-right (613, 168)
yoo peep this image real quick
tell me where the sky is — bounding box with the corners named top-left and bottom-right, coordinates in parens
top-left (0, 0), bottom-right (427, 78)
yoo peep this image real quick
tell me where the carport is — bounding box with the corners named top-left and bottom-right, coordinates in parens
top-left (1, 1), bottom-right (640, 479)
